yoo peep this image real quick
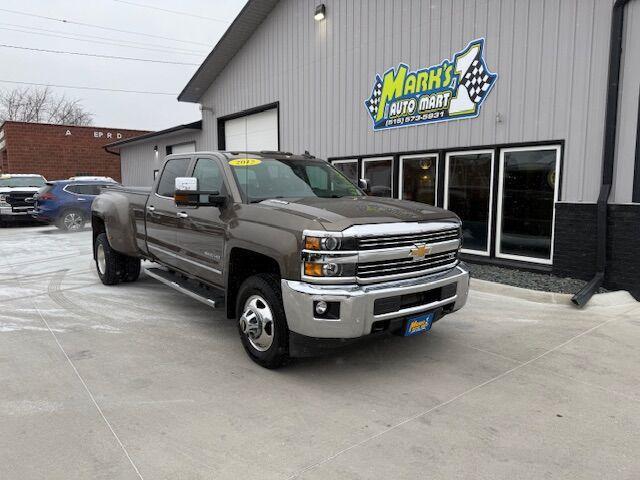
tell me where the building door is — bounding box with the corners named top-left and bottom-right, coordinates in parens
top-left (496, 146), bottom-right (561, 264)
top-left (399, 154), bottom-right (438, 205)
top-left (224, 108), bottom-right (278, 152)
top-left (444, 150), bottom-right (494, 256)
top-left (170, 142), bottom-right (196, 155)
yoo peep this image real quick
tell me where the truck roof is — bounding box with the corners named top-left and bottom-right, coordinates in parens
top-left (171, 151), bottom-right (323, 162)
top-left (0, 173), bottom-right (45, 178)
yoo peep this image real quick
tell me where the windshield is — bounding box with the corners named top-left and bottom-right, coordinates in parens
top-left (228, 157), bottom-right (363, 203)
top-left (0, 176), bottom-right (46, 188)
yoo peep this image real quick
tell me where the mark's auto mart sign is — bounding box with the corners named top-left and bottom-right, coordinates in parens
top-left (365, 39), bottom-right (497, 131)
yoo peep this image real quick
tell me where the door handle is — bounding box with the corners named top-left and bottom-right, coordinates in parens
top-left (177, 212), bottom-right (188, 219)
top-left (77, 198), bottom-right (87, 201)
top-left (146, 205), bottom-right (156, 212)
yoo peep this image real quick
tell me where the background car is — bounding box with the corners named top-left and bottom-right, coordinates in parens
top-left (31, 178), bottom-right (118, 231)
top-left (0, 174), bottom-right (47, 227)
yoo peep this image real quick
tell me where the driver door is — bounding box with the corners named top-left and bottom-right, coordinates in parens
top-left (146, 157), bottom-right (192, 267)
top-left (175, 156), bottom-right (227, 287)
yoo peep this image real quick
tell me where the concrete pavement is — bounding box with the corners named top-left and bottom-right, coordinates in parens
top-left (1, 226), bottom-right (638, 479)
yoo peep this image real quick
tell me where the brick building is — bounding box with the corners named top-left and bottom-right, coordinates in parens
top-left (0, 122), bottom-right (149, 182)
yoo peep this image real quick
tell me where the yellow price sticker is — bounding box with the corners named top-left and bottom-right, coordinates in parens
top-left (229, 158), bottom-right (262, 167)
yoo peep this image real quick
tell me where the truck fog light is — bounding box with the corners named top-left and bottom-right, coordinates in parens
top-left (322, 263), bottom-right (340, 276)
top-left (315, 300), bottom-right (328, 315)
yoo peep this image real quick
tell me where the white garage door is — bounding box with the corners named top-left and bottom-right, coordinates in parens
top-left (171, 142), bottom-right (196, 154)
top-left (224, 108), bottom-right (278, 152)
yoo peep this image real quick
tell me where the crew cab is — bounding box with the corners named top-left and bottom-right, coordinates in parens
top-left (91, 152), bottom-right (469, 368)
top-left (0, 174), bottom-right (47, 226)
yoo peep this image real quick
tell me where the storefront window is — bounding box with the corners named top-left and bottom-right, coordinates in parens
top-left (400, 155), bottom-right (437, 205)
top-left (497, 146), bottom-right (560, 263)
top-left (363, 158), bottom-right (393, 197)
top-left (445, 151), bottom-right (493, 254)
top-left (332, 160), bottom-right (358, 184)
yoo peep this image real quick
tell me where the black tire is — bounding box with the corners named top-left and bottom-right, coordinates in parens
top-left (236, 274), bottom-right (289, 369)
top-left (94, 233), bottom-right (125, 285)
top-left (120, 256), bottom-right (141, 282)
top-left (56, 209), bottom-right (85, 231)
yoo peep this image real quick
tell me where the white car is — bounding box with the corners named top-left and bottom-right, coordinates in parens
top-left (0, 174), bottom-right (47, 226)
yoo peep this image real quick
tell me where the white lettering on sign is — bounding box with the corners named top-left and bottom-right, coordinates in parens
top-left (94, 131), bottom-right (124, 139)
top-left (65, 130), bottom-right (72, 136)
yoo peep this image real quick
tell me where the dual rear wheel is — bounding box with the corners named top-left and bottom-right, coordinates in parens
top-left (94, 233), bottom-right (140, 285)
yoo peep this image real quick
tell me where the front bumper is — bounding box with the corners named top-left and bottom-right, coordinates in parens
top-left (0, 206), bottom-right (34, 220)
top-left (281, 263), bottom-right (469, 340)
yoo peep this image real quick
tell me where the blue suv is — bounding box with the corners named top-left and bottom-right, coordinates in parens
top-left (32, 177), bottom-right (118, 231)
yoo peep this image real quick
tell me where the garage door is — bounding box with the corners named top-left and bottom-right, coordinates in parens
top-left (170, 142), bottom-right (196, 155)
top-left (224, 108), bottom-right (278, 152)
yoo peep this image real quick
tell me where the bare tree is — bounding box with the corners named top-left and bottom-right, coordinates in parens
top-left (0, 87), bottom-right (93, 126)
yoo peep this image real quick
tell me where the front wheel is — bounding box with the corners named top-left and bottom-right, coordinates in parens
top-left (236, 274), bottom-right (289, 369)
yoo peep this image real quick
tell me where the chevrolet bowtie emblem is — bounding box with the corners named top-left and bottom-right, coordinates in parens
top-left (409, 243), bottom-right (431, 260)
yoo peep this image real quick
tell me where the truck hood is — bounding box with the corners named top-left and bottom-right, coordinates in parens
top-left (256, 196), bottom-right (459, 231)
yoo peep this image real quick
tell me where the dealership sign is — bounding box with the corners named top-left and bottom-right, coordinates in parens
top-left (365, 39), bottom-right (497, 131)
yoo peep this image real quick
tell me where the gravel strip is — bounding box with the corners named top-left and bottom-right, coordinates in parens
top-left (467, 263), bottom-right (607, 295)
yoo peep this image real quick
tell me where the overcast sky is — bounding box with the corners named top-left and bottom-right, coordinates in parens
top-left (0, 0), bottom-right (247, 131)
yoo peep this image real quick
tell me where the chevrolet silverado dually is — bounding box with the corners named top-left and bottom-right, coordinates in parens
top-left (91, 151), bottom-right (469, 368)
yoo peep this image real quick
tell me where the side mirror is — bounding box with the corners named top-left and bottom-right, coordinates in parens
top-left (175, 190), bottom-right (227, 208)
top-left (174, 176), bottom-right (227, 208)
top-left (358, 178), bottom-right (371, 193)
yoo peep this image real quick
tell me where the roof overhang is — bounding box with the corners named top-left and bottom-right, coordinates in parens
top-left (104, 120), bottom-right (202, 150)
top-left (178, 0), bottom-right (280, 103)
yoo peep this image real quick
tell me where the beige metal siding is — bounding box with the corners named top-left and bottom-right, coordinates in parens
top-left (198, 0), bottom-right (638, 203)
top-left (120, 131), bottom-right (201, 186)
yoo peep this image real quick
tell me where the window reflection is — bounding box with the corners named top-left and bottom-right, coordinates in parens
top-left (499, 149), bottom-right (558, 261)
top-left (332, 161), bottom-right (358, 184)
top-left (363, 159), bottom-right (392, 197)
top-left (447, 152), bottom-right (493, 253)
top-left (401, 155), bottom-right (437, 205)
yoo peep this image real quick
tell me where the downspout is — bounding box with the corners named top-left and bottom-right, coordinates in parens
top-left (572, 0), bottom-right (634, 307)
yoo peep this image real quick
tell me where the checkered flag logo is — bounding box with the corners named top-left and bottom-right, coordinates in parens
top-left (365, 75), bottom-right (383, 119)
top-left (461, 57), bottom-right (496, 104)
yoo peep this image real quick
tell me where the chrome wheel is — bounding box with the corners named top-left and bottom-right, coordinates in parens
top-left (239, 295), bottom-right (274, 352)
top-left (63, 212), bottom-right (83, 231)
top-left (96, 243), bottom-right (106, 275)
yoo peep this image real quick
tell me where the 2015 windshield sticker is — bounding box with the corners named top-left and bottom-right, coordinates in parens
top-left (364, 38), bottom-right (497, 131)
top-left (229, 158), bottom-right (262, 166)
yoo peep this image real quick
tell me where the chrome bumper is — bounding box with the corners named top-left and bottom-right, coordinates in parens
top-left (281, 263), bottom-right (469, 339)
top-left (0, 207), bottom-right (30, 216)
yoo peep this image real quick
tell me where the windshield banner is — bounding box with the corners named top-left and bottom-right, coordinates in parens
top-left (364, 38), bottom-right (497, 131)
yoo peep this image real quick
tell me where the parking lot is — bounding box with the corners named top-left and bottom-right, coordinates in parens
top-left (1, 225), bottom-right (639, 480)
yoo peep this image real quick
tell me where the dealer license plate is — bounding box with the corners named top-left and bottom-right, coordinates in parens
top-left (404, 312), bottom-right (434, 336)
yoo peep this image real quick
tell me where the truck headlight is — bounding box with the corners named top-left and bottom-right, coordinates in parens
top-left (304, 235), bottom-right (341, 251)
top-left (0, 194), bottom-right (9, 207)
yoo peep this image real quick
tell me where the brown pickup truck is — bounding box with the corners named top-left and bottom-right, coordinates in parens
top-left (91, 151), bottom-right (469, 368)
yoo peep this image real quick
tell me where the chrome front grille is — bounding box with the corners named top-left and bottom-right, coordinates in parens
top-left (357, 228), bottom-right (459, 250)
top-left (357, 251), bottom-right (458, 281)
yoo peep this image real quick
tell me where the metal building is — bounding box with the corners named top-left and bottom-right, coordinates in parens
top-left (112, 0), bottom-right (640, 296)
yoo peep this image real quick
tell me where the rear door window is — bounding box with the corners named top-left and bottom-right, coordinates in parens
top-left (157, 158), bottom-right (190, 197)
